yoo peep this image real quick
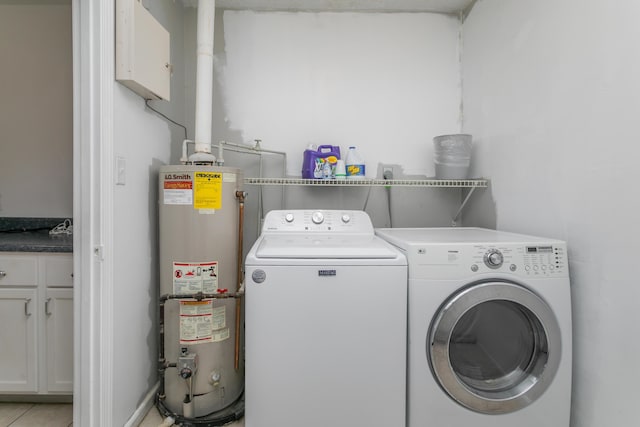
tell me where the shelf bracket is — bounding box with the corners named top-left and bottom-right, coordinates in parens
top-left (451, 186), bottom-right (477, 226)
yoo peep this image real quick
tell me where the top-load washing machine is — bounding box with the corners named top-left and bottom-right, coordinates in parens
top-left (375, 227), bottom-right (572, 427)
top-left (245, 210), bottom-right (408, 427)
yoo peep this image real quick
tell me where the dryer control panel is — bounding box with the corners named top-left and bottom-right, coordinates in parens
top-left (469, 244), bottom-right (568, 277)
top-left (375, 228), bottom-right (569, 280)
top-left (521, 244), bottom-right (568, 276)
top-left (401, 242), bottom-right (568, 280)
top-left (261, 210), bottom-right (374, 234)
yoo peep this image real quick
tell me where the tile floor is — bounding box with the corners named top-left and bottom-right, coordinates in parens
top-left (0, 403), bottom-right (72, 427)
top-left (0, 402), bottom-right (244, 426)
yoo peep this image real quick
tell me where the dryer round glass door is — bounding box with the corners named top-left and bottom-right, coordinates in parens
top-left (429, 281), bottom-right (562, 414)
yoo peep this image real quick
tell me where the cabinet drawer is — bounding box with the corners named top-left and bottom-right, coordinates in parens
top-left (0, 255), bottom-right (38, 287)
top-left (42, 255), bottom-right (74, 288)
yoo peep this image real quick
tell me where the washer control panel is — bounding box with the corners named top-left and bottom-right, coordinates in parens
top-left (261, 210), bottom-right (373, 234)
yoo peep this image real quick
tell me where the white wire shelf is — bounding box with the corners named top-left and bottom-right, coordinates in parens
top-left (244, 177), bottom-right (488, 188)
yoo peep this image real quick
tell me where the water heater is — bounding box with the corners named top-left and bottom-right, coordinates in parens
top-left (157, 165), bottom-right (245, 422)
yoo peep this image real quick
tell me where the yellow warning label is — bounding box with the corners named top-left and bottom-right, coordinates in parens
top-left (194, 172), bottom-right (222, 210)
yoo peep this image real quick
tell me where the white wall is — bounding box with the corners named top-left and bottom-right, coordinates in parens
top-left (462, 1), bottom-right (640, 425)
top-left (180, 10), bottom-right (468, 241)
top-left (218, 11), bottom-right (461, 178)
top-left (111, 1), bottom-right (185, 425)
top-left (0, 4), bottom-right (72, 217)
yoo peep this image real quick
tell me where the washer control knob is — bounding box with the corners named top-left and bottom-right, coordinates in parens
top-left (341, 214), bottom-right (351, 223)
top-left (483, 249), bottom-right (504, 269)
top-left (311, 211), bottom-right (324, 224)
top-left (285, 213), bottom-right (294, 223)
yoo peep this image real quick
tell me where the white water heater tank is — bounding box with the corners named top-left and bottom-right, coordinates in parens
top-left (158, 165), bottom-right (244, 418)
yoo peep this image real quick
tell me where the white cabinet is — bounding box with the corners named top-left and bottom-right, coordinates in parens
top-left (45, 288), bottom-right (73, 392)
top-left (0, 252), bottom-right (73, 395)
top-left (0, 288), bottom-right (38, 392)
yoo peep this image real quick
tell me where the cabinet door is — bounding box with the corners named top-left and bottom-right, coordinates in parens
top-left (0, 289), bottom-right (38, 392)
top-left (45, 288), bottom-right (73, 392)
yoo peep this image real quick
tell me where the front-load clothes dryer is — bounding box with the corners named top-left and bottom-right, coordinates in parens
top-left (245, 210), bottom-right (408, 427)
top-left (375, 227), bottom-right (572, 427)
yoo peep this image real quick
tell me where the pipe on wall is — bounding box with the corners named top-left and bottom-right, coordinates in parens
top-left (191, 0), bottom-right (216, 162)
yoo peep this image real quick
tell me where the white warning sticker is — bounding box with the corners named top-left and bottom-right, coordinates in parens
top-left (212, 327), bottom-right (230, 342)
top-left (163, 180), bottom-right (193, 205)
top-left (173, 261), bottom-right (218, 294)
top-left (212, 305), bottom-right (226, 330)
top-left (179, 300), bottom-right (213, 345)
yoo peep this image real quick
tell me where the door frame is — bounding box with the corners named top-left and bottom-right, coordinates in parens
top-left (72, 0), bottom-right (115, 425)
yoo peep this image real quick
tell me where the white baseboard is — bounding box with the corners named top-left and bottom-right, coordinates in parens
top-left (124, 382), bottom-right (160, 427)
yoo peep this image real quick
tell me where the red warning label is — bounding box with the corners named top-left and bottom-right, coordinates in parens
top-left (164, 180), bottom-right (192, 190)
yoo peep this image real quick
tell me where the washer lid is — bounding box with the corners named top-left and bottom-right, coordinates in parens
top-left (255, 235), bottom-right (399, 259)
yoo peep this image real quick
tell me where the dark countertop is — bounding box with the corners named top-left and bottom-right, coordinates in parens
top-left (0, 217), bottom-right (73, 253)
top-left (0, 230), bottom-right (73, 253)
